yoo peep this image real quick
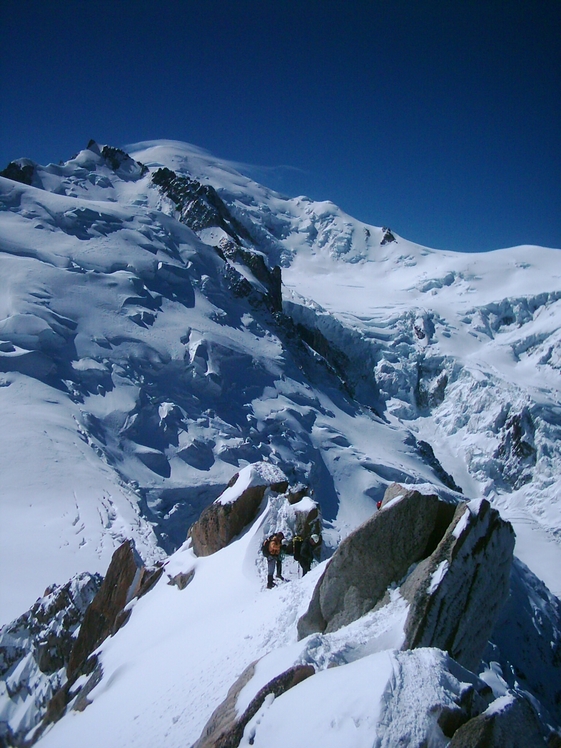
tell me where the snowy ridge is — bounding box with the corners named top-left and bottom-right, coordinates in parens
top-left (0, 140), bottom-right (560, 746)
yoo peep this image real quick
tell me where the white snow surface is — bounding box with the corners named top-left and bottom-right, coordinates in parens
top-left (36, 502), bottom-right (461, 748)
top-left (216, 462), bottom-right (287, 505)
top-left (0, 139), bottom-right (560, 745)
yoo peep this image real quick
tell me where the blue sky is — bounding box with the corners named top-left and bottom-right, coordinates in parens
top-left (1, 1), bottom-right (559, 252)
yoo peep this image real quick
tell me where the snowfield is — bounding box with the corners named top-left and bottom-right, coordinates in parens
top-left (0, 140), bottom-right (559, 746)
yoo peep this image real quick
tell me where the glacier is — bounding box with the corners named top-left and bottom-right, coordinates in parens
top-left (0, 139), bottom-right (559, 746)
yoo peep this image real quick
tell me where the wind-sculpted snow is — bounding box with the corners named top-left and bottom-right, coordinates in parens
top-left (1, 141), bottom-right (463, 622)
top-left (0, 139), bottom-right (560, 746)
top-left (0, 573), bottom-right (101, 743)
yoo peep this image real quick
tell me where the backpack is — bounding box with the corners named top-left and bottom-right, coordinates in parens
top-left (262, 535), bottom-right (281, 557)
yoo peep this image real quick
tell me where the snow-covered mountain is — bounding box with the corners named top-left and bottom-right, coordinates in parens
top-left (0, 140), bottom-right (559, 746)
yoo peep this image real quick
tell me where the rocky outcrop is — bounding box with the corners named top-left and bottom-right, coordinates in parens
top-left (217, 239), bottom-right (283, 313)
top-left (192, 661), bottom-right (315, 748)
top-left (0, 573), bottom-right (101, 745)
top-left (298, 484), bottom-right (515, 676)
top-left (188, 463), bottom-right (288, 557)
top-left (289, 495), bottom-right (321, 538)
top-left (401, 499), bottom-right (515, 671)
top-left (487, 557), bottom-right (561, 726)
top-left (380, 227), bottom-right (396, 245)
top-left (21, 541), bottom-right (163, 744)
top-left (152, 167), bottom-right (250, 241)
top-left (448, 694), bottom-right (551, 747)
top-left (100, 145), bottom-right (148, 180)
top-left (297, 485), bottom-right (457, 638)
top-left (67, 540), bottom-right (160, 679)
top-left (0, 161), bottom-right (34, 186)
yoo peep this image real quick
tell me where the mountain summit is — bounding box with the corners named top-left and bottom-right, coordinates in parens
top-left (0, 140), bottom-right (560, 746)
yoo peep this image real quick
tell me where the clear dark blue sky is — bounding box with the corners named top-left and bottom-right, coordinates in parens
top-left (1, 1), bottom-right (560, 252)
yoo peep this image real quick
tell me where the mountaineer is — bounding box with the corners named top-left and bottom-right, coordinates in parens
top-left (297, 533), bottom-right (321, 576)
top-left (262, 532), bottom-right (287, 588)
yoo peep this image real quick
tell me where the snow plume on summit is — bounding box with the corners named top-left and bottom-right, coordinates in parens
top-left (0, 140), bottom-right (560, 746)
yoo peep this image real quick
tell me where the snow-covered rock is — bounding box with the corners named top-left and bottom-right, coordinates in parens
top-left (297, 485), bottom-right (458, 637)
top-left (192, 661), bottom-right (314, 748)
top-left (0, 137), bottom-right (560, 746)
top-left (188, 463), bottom-right (288, 556)
top-left (0, 573), bottom-right (101, 745)
top-left (401, 499), bottom-right (515, 670)
top-left (448, 692), bottom-right (549, 747)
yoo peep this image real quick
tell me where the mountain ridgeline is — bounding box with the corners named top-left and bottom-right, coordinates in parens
top-left (0, 140), bottom-right (560, 747)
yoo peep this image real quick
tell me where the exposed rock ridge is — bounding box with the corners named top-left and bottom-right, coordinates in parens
top-left (297, 486), bottom-right (457, 638)
top-left (27, 540), bottom-right (163, 745)
top-left (0, 161), bottom-right (35, 186)
top-left (401, 499), bottom-right (515, 670)
top-left (0, 573), bottom-right (101, 746)
top-left (297, 484), bottom-right (515, 674)
top-left (66, 539), bottom-right (159, 679)
top-left (189, 463), bottom-right (289, 557)
top-left (152, 167), bottom-right (283, 313)
top-left (152, 166), bottom-right (250, 241)
top-left (192, 661), bottom-right (315, 748)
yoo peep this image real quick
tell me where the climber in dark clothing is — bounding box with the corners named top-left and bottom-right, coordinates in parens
top-left (298, 534), bottom-right (321, 576)
top-left (262, 532), bottom-right (286, 588)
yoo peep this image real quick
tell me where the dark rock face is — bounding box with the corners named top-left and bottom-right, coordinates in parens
top-left (152, 167), bottom-right (249, 240)
top-left (448, 694), bottom-right (550, 747)
top-left (0, 572), bottom-right (101, 745)
top-left (493, 408), bottom-right (537, 489)
top-left (401, 499), bottom-right (515, 671)
top-left (100, 145), bottom-right (148, 180)
top-left (21, 541), bottom-right (162, 744)
top-left (152, 167), bottom-right (283, 313)
top-left (67, 540), bottom-right (146, 679)
top-left (218, 239), bottom-right (282, 313)
top-left (188, 465), bottom-right (288, 557)
top-left (297, 485), bottom-right (457, 638)
top-left (487, 557), bottom-right (561, 726)
top-left (381, 227), bottom-right (396, 245)
top-left (0, 161), bottom-right (34, 185)
top-left (192, 661), bottom-right (315, 748)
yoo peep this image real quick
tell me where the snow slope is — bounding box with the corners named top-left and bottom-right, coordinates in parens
top-left (35, 466), bottom-right (559, 748)
top-left (0, 139), bottom-right (560, 745)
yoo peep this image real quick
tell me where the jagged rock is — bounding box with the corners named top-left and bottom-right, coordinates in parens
top-left (67, 540), bottom-right (146, 679)
top-left (297, 484), bottom-right (457, 638)
top-left (100, 145), bottom-right (148, 179)
top-left (188, 463), bottom-right (289, 557)
top-left (290, 496), bottom-right (321, 539)
top-left (218, 238), bottom-right (283, 313)
top-left (448, 693), bottom-right (550, 747)
top-left (152, 167), bottom-right (250, 241)
top-left (25, 542), bottom-right (162, 744)
top-left (414, 438), bottom-right (463, 493)
top-left (401, 499), bottom-right (515, 671)
top-left (0, 572), bottom-right (101, 745)
top-left (493, 408), bottom-right (537, 489)
top-left (381, 227), bottom-right (396, 245)
top-left (0, 160), bottom-right (34, 185)
top-left (192, 661), bottom-right (315, 748)
top-left (167, 569), bottom-right (195, 590)
top-left (487, 557), bottom-right (561, 726)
